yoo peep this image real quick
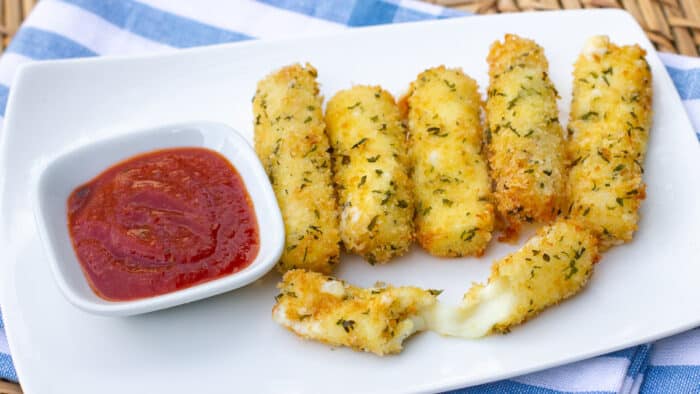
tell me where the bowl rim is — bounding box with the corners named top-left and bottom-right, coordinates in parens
top-left (31, 121), bottom-right (284, 316)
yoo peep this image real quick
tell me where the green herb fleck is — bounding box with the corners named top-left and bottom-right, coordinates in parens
top-left (581, 111), bottom-right (599, 121)
top-left (367, 215), bottom-right (379, 231)
top-left (565, 260), bottom-right (579, 280)
top-left (460, 227), bottom-right (479, 242)
top-left (358, 175), bottom-right (367, 187)
top-left (352, 138), bottom-right (368, 149)
top-left (336, 318), bottom-right (356, 333)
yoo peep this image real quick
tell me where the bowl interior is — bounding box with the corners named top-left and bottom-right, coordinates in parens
top-left (34, 121), bottom-right (283, 315)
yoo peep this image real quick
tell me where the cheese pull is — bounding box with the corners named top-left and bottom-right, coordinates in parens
top-left (273, 221), bottom-right (600, 354)
top-left (426, 220), bottom-right (600, 338)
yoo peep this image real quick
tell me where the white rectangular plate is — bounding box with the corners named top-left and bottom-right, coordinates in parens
top-left (2, 9), bottom-right (699, 394)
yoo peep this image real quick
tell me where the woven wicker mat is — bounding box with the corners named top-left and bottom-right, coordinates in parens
top-left (0, 0), bottom-right (696, 393)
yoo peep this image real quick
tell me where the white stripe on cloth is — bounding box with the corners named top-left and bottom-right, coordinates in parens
top-left (649, 329), bottom-right (700, 366)
top-left (24, 0), bottom-right (175, 55)
top-left (620, 375), bottom-right (636, 394)
top-left (397, 0), bottom-right (444, 15)
top-left (630, 374), bottom-right (644, 394)
top-left (138, 0), bottom-right (347, 39)
top-left (512, 356), bottom-right (629, 392)
top-left (659, 52), bottom-right (700, 70)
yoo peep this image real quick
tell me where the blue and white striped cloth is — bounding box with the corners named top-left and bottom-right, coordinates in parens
top-left (0, 1), bottom-right (698, 392)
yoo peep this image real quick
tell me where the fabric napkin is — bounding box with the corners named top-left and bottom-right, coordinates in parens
top-left (0, 1), bottom-right (698, 392)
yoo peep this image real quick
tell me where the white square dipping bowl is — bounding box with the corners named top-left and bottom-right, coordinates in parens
top-left (32, 121), bottom-right (284, 316)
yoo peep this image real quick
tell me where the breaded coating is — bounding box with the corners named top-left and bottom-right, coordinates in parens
top-left (425, 220), bottom-right (599, 338)
top-left (486, 34), bottom-right (567, 238)
top-left (272, 270), bottom-right (437, 355)
top-left (406, 66), bottom-right (495, 257)
top-left (325, 86), bottom-right (414, 264)
top-left (566, 36), bottom-right (652, 248)
top-left (253, 64), bottom-right (340, 273)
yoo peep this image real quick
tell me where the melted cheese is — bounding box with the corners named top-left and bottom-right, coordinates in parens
top-left (425, 220), bottom-right (599, 338)
top-left (424, 279), bottom-right (516, 338)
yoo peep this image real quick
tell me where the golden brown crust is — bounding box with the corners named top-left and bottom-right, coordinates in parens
top-left (485, 34), bottom-right (567, 239)
top-left (565, 36), bottom-right (652, 249)
top-left (253, 64), bottom-right (340, 273)
top-left (272, 270), bottom-right (437, 355)
top-left (406, 66), bottom-right (495, 257)
top-left (325, 86), bottom-right (414, 264)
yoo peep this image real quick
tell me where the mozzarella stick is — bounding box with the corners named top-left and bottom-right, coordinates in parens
top-left (486, 34), bottom-right (567, 238)
top-left (566, 36), bottom-right (652, 248)
top-left (253, 64), bottom-right (340, 274)
top-left (405, 66), bottom-right (494, 257)
top-left (425, 220), bottom-right (599, 337)
top-left (272, 269), bottom-right (437, 355)
top-left (325, 86), bottom-right (414, 264)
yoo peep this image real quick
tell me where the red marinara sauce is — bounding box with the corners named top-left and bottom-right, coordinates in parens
top-left (67, 147), bottom-right (260, 301)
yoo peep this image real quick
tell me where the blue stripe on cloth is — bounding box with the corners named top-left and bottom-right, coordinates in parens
top-left (666, 66), bottom-right (700, 100)
top-left (640, 365), bottom-right (700, 393)
top-left (627, 344), bottom-right (652, 378)
top-left (59, 0), bottom-right (252, 47)
top-left (347, 0), bottom-right (398, 26)
top-left (6, 27), bottom-right (96, 59)
top-left (0, 353), bottom-right (17, 382)
top-left (256, 0), bottom-right (453, 25)
top-left (0, 85), bottom-right (10, 117)
top-left (446, 380), bottom-right (616, 394)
